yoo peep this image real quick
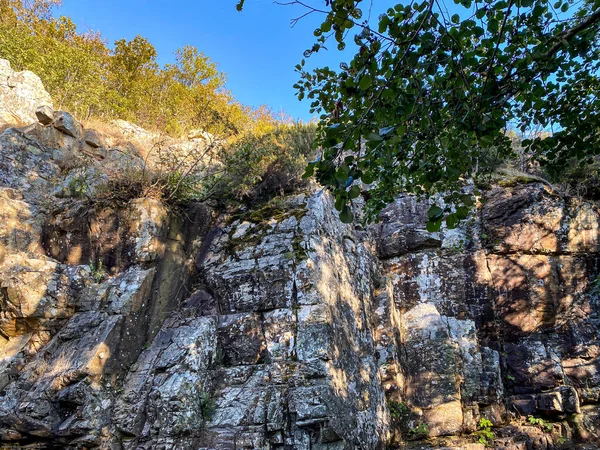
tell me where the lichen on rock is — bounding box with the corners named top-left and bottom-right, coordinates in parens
top-left (0, 60), bottom-right (599, 450)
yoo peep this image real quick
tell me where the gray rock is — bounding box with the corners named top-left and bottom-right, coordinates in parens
top-left (35, 105), bottom-right (54, 125)
top-left (0, 59), bottom-right (53, 127)
top-left (537, 386), bottom-right (581, 415)
top-left (83, 128), bottom-right (104, 148)
top-left (52, 111), bottom-right (82, 138)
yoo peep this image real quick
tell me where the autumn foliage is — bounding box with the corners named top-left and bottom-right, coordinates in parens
top-left (0, 0), bottom-right (271, 138)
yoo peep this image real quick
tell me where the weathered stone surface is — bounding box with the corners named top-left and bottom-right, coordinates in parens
top-left (483, 184), bottom-right (563, 253)
top-left (567, 201), bottom-right (600, 253)
top-left (0, 188), bottom-right (45, 256)
top-left (374, 195), bottom-right (442, 258)
top-left (375, 185), bottom-right (600, 444)
top-left (82, 128), bottom-right (104, 148)
top-left (23, 121), bottom-right (80, 152)
top-left (189, 192), bottom-right (390, 449)
top-left (0, 128), bottom-right (60, 204)
top-left (0, 59), bottom-right (53, 127)
top-left (42, 198), bottom-right (210, 274)
top-left (537, 386), bottom-right (580, 414)
top-left (52, 111), bottom-right (83, 138)
top-left (487, 254), bottom-right (593, 336)
top-left (35, 105), bottom-right (54, 125)
top-left (507, 386), bottom-right (581, 417)
top-left (576, 404), bottom-right (600, 443)
top-left (483, 183), bottom-right (600, 255)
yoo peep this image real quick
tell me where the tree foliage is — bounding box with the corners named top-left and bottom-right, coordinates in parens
top-left (0, 0), bottom-right (273, 138)
top-left (244, 0), bottom-right (600, 225)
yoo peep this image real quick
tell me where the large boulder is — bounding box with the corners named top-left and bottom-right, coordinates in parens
top-left (0, 59), bottom-right (53, 128)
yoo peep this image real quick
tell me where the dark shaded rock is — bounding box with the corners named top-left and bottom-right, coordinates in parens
top-left (216, 313), bottom-right (265, 366)
top-left (183, 289), bottom-right (219, 315)
top-left (537, 386), bottom-right (580, 415)
top-left (375, 195), bottom-right (442, 258)
top-left (508, 395), bottom-right (538, 415)
top-left (35, 105), bottom-right (54, 125)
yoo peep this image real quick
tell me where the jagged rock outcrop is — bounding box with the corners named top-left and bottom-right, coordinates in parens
top-left (0, 59), bottom-right (599, 449)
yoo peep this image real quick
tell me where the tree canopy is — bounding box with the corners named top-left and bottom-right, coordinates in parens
top-left (0, 0), bottom-right (278, 138)
top-left (242, 0), bottom-right (600, 226)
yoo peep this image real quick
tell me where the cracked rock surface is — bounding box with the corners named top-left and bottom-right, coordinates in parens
top-left (0, 58), bottom-right (599, 449)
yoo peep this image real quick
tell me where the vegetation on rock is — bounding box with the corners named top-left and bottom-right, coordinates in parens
top-left (0, 1), bottom-right (319, 208)
top-left (205, 122), bottom-right (317, 205)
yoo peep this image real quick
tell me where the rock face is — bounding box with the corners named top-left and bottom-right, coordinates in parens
top-left (373, 187), bottom-right (600, 447)
top-left (0, 60), bottom-right (599, 450)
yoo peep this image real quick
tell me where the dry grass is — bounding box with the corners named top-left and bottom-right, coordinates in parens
top-left (82, 116), bottom-right (157, 160)
top-left (0, 117), bottom-right (31, 134)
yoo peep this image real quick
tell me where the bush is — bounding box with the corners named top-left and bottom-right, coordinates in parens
top-left (387, 400), bottom-right (411, 422)
top-left (528, 415), bottom-right (553, 432)
top-left (205, 122), bottom-right (317, 205)
top-left (95, 166), bottom-right (203, 205)
top-left (554, 158), bottom-right (600, 200)
top-left (88, 123), bottom-right (318, 207)
top-left (93, 134), bottom-right (221, 205)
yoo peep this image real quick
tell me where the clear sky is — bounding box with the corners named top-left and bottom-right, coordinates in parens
top-left (56, 0), bottom-right (356, 122)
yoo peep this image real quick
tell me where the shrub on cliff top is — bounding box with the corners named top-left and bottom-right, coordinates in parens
top-left (203, 122), bottom-right (317, 205)
top-left (91, 123), bottom-right (316, 206)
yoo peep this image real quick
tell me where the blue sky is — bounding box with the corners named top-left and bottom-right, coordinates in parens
top-left (56, 0), bottom-right (358, 121)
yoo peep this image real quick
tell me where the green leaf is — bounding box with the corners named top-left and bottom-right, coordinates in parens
top-left (427, 205), bottom-right (444, 221)
top-left (379, 15), bottom-right (390, 33)
top-left (479, 135), bottom-right (494, 146)
top-left (361, 171), bottom-right (377, 184)
top-left (335, 166), bottom-right (349, 183)
top-left (302, 164), bottom-right (315, 179)
top-left (349, 184), bottom-right (361, 199)
top-left (359, 74), bottom-right (372, 90)
top-left (451, 14), bottom-right (460, 23)
top-left (340, 205), bottom-right (354, 223)
top-left (335, 194), bottom-right (346, 212)
top-left (446, 213), bottom-right (459, 229)
top-left (455, 206), bottom-right (470, 220)
top-left (367, 132), bottom-right (384, 142)
top-left (426, 219), bottom-right (442, 232)
top-left (460, 194), bottom-right (474, 206)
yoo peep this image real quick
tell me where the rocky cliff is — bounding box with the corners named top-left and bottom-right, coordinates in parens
top-left (0, 59), bottom-right (598, 450)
